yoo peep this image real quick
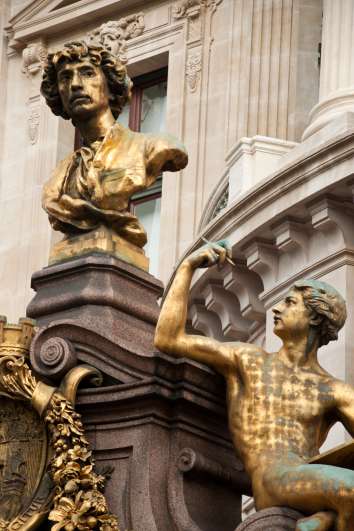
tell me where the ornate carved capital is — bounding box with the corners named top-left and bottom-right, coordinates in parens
top-left (172, 0), bottom-right (223, 19)
top-left (88, 12), bottom-right (145, 64)
top-left (22, 41), bottom-right (47, 77)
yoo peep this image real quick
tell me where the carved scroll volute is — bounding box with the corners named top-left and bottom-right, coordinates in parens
top-left (30, 333), bottom-right (77, 381)
top-left (0, 317), bottom-right (119, 530)
top-left (168, 446), bottom-right (250, 530)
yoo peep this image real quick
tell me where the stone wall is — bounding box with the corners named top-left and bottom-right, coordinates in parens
top-left (0, 0), bottom-right (323, 321)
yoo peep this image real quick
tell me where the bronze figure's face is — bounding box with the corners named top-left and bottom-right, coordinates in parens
top-left (272, 289), bottom-right (312, 341)
top-left (41, 41), bottom-right (132, 121)
top-left (57, 59), bottom-right (111, 120)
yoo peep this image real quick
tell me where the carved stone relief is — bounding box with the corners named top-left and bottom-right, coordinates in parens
top-left (22, 42), bottom-right (47, 147)
top-left (88, 13), bottom-right (145, 64)
top-left (172, 0), bottom-right (223, 19)
top-left (28, 106), bottom-right (40, 145)
top-left (186, 51), bottom-right (202, 92)
top-left (22, 42), bottom-right (47, 77)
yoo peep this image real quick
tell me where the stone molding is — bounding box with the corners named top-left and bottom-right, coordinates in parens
top-left (227, 135), bottom-right (297, 203)
top-left (199, 135), bottom-right (297, 229)
top-left (172, 0), bottom-right (223, 19)
top-left (88, 12), bottom-right (145, 64)
top-left (6, 0), bottom-right (145, 46)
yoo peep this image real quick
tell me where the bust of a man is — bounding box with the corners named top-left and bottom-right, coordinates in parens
top-left (40, 41), bottom-right (187, 265)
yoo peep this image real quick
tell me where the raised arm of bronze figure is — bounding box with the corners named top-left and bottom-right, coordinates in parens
top-left (154, 241), bottom-right (237, 375)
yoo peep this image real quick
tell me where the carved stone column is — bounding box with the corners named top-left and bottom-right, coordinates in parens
top-left (303, 0), bottom-right (354, 139)
top-left (224, 0), bottom-right (322, 203)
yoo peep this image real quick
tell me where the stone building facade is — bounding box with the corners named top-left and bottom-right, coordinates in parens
top-left (1, 0), bottom-right (354, 456)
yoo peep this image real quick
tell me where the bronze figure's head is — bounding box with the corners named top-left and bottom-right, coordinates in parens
top-left (41, 40), bottom-right (132, 123)
top-left (273, 278), bottom-right (347, 347)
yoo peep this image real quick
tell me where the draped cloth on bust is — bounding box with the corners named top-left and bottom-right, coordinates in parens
top-left (42, 122), bottom-right (188, 247)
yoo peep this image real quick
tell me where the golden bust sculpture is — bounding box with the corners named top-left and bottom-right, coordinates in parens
top-left (155, 241), bottom-right (354, 531)
top-left (41, 41), bottom-right (187, 267)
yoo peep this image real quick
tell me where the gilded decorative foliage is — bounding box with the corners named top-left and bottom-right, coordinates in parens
top-left (46, 393), bottom-right (119, 530)
top-left (0, 317), bottom-right (119, 530)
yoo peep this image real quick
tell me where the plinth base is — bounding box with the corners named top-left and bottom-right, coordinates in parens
top-left (236, 507), bottom-right (304, 530)
top-left (49, 225), bottom-right (149, 271)
top-left (27, 253), bottom-right (250, 530)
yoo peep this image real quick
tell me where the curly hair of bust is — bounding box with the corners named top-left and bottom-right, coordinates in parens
top-left (294, 279), bottom-right (347, 347)
top-left (41, 40), bottom-right (132, 120)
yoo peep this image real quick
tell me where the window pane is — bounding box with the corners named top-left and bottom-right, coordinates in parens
top-left (140, 81), bottom-right (167, 134)
top-left (134, 197), bottom-right (161, 277)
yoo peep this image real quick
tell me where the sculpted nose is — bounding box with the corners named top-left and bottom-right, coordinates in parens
top-left (71, 72), bottom-right (82, 89)
top-left (272, 306), bottom-right (281, 316)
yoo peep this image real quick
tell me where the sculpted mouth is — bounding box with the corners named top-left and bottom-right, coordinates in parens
top-left (273, 317), bottom-right (281, 325)
top-left (70, 95), bottom-right (91, 105)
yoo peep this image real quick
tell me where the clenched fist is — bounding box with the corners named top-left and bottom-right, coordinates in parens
top-left (184, 240), bottom-right (231, 270)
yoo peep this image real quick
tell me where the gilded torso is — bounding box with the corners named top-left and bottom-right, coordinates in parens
top-left (42, 122), bottom-right (187, 246)
top-left (226, 347), bottom-right (338, 478)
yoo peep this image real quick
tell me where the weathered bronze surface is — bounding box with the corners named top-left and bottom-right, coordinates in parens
top-left (155, 241), bottom-right (354, 530)
top-left (41, 41), bottom-right (187, 267)
top-left (0, 316), bottom-right (119, 530)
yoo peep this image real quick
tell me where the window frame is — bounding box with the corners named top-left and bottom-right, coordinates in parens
top-left (128, 67), bottom-right (168, 132)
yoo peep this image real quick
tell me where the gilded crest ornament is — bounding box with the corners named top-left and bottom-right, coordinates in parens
top-left (0, 316), bottom-right (119, 530)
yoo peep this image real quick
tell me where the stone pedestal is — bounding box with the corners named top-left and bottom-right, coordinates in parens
top-left (236, 508), bottom-right (304, 531)
top-left (27, 254), bottom-right (250, 530)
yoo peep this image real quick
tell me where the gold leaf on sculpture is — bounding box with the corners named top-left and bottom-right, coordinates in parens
top-left (0, 317), bottom-right (119, 530)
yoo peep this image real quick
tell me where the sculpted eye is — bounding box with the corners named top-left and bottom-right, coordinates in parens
top-left (59, 73), bottom-right (71, 81)
top-left (285, 297), bottom-right (296, 305)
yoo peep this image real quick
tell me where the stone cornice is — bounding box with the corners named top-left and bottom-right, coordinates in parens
top-left (6, 0), bottom-right (144, 48)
